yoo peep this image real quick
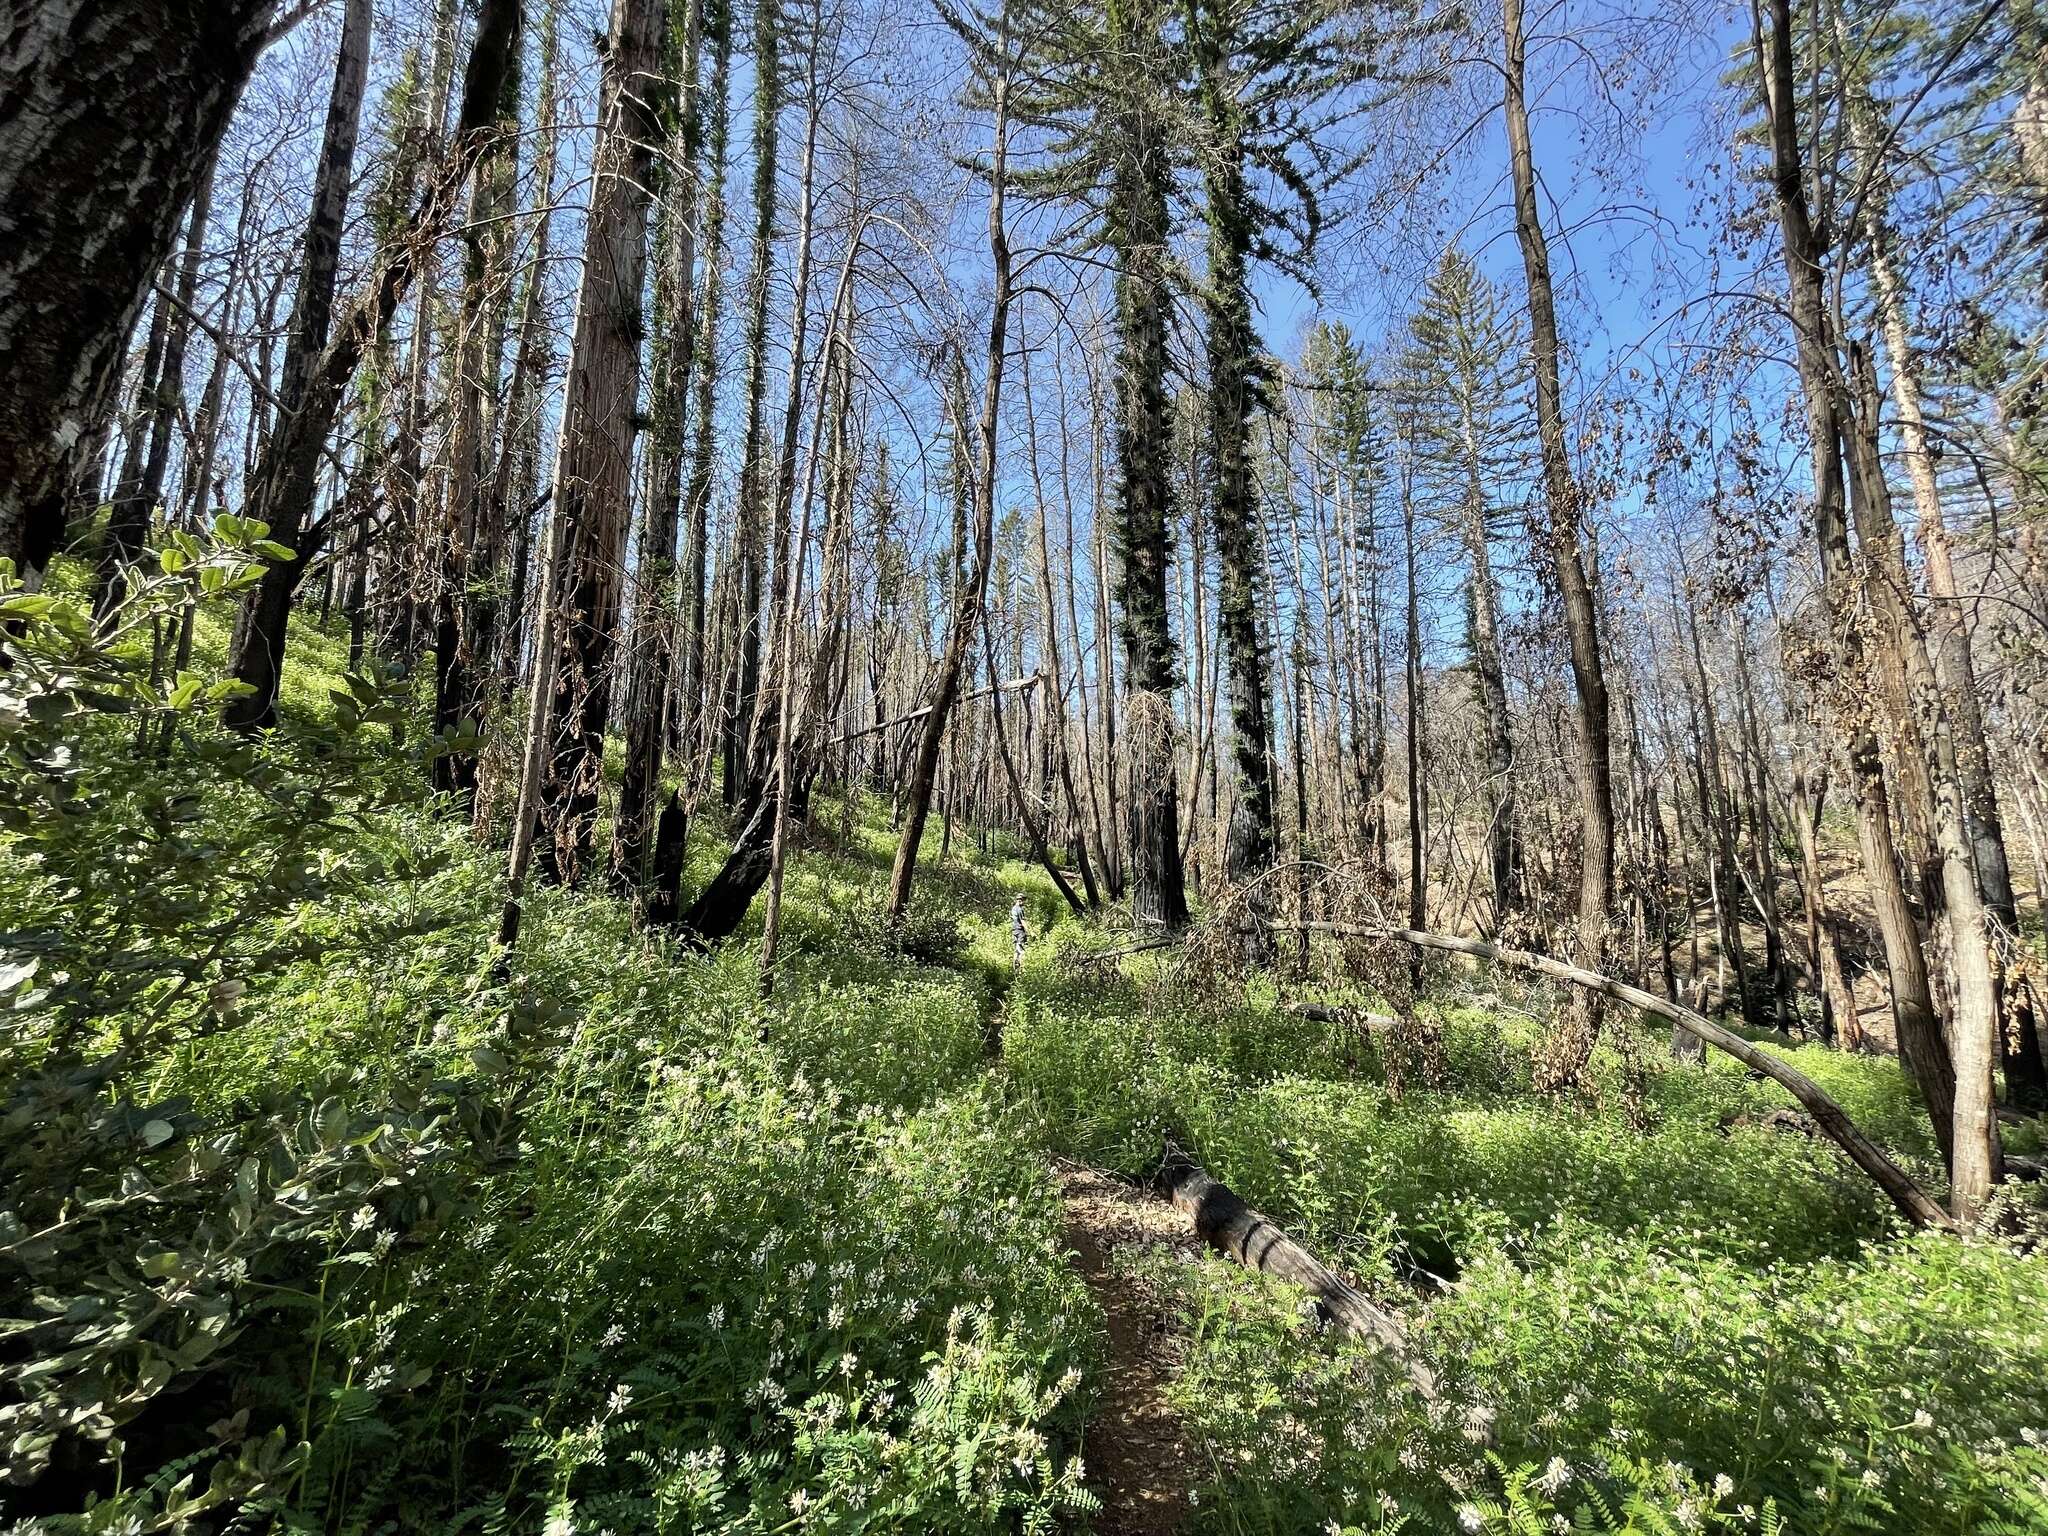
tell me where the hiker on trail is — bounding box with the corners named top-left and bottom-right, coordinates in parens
top-left (1010, 897), bottom-right (1027, 970)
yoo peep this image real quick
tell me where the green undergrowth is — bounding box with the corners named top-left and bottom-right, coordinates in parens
top-left (999, 948), bottom-right (2048, 1533)
top-left (2, 560), bottom-right (1097, 1534)
top-left (134, 811), bottom-right (1102, 1534)
top-left (9, 554), bottom-right (2047, 1536)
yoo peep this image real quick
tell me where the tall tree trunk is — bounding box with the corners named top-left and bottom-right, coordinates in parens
top-left (536, 0), bottom-right (669, 884)
top-left (220, 0), bottom-right (372, 721)
top-left (1402, 446), bottom-right (1426, 964)
top-left (225, 0), bottom-right (523, 727)
top-left (613, 0), bottom-right (707, 893)
top-left (433, 0), bottom-right (528, 799)
top-left (679, 0), bottom-right (736, 795)
top-left (1751, 0), bottom-right (1967, 1197)
top-left (1191, 12), bottom-right (1276, 925)
top-left (724, 0), bottom-right (781, 807)
top-left (1845, 79), bottom-right (2045, 1104)
top-left (746, 24), bottom-right (824, 792)
top-left (1459, 412), bottom-right (1519, 930)
top-left (474, 0), bottom-right (562, 831)
top-left (1505, 0), bottom-right (1615, 1081)
top-left (0, 0), bottom-right (276, 590)
top-left (1840, 339), bottom-right (2004, 1220)
top-left (1110, 60), bottom-right (1189, 931)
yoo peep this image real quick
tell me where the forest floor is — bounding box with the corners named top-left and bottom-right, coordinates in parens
top-left (1055, 1161), bottom-right (1202, 1535)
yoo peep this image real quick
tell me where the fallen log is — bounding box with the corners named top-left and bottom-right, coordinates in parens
top-left (1289, 1002), bottom-right (1400, 1031)
top-left (1157, 1151), bottom-right (1492, 1442)
top-left (1068, 935), bottom-right (1180, 965)
top-left (1281, 922), bottom-right (1956, 1232)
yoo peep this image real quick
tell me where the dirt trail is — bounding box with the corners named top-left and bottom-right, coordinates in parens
top-left (1055, 1160), bottom-right (1203, 1536)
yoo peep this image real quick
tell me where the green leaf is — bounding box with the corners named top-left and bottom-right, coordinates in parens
top-left (139, 1120), bottom-right (174, 1149)
top-left (314, 1097), bottom-right (347, 1148)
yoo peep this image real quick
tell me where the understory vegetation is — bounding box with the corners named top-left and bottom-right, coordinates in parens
top-left (3, 565), bottom-right (2045, 1536)
top-left (10, 0), bottom-right (2048, 1523)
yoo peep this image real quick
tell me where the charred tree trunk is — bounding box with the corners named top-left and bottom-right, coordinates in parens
top-left (220, 0), bottom-right (372, 722)
top-left (433, 0), bottom-right (527, 800)
top-left (679, 0), bottom-right (735, 794)
top-left (537, 0), bottom-right (669, 884)
top-left (225, 0), bottom-right (522, 727)
top-left (723, 0), bottom-right (781, 808)
top-left (1460, 434), bottom-right (1520, 931)
top-left (1158, 1152), bottom-right (1468, 1420)
top-left (613, 0), bottom-right (706, 894)
top-left (1110, 79), bottom-right (1189, 932)
top-left (1192, 20), bottom-right (1276, 924)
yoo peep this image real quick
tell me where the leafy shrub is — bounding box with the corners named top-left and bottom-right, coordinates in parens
top-left (849, 896), bottom-right (970, 969)
top-left (0, 537), bottom-right (539, 1523)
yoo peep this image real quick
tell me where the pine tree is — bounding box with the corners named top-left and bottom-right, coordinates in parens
top-left (1397, 247), bottom-right (1530, 930)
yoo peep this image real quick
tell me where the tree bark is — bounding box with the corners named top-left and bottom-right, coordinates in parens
top-left (433, 0), bottom-right (528, 799)
top-left (1157, 1152), bottom-right (1471, 1422)
top-left (1750, 0), bottom-right (1966, 1191)
top-left (723, 0), bottom-right (782, 807)
top-left (1192, 22), bottom-right (1276, 920)
top-left (1504, 0), bottom-right (1615, 1077)
top-left (1846, 76), bottom-right (2044, 1106)
top-left (1840, 341), bottom-right (2004, 1220)
top-left (613, 0), bottom-right (707, 893)
top-left (536, 0), bottom-right (669, 885)
top-left (1459, 409), bottom-right (1520, 930)
top-left (1110, 46), bottom-right (1189, 931)
top-left (679, 0), bottom-right (736, 794)
top-left (0, 0), bottom-right (278, 589)
top-left (220, 0), bottom-right (372, 723)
